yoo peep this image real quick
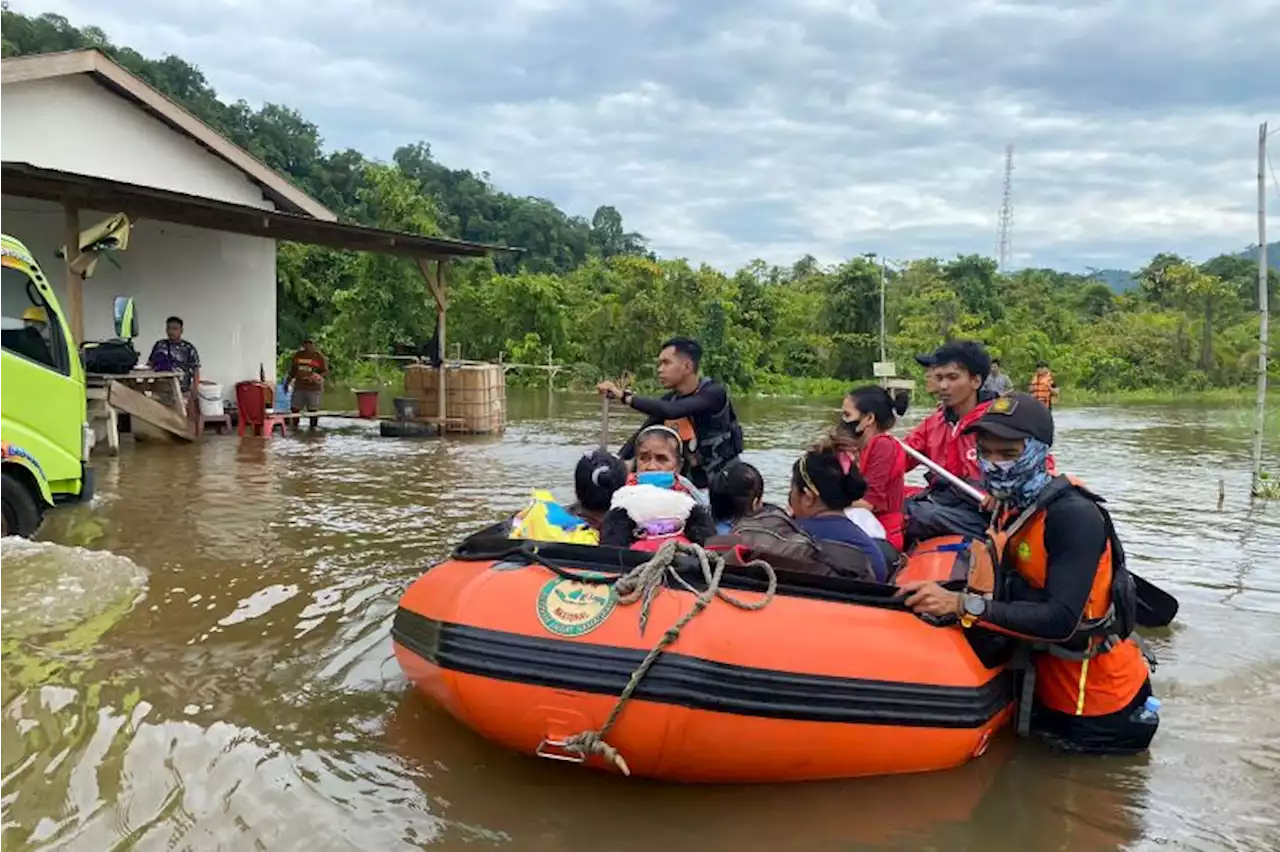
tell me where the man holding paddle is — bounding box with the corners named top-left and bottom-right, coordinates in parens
top-left (598, 337), bottom-right (743, 490)
top-left (901, 393), bottom-right (1162, 755)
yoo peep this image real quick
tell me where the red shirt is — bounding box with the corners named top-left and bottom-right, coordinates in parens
top-left (290, 350), bottom-right (328, 389)
top-left (904, 400), bottom-right (1058, 488)
top-left (857, 434), bottom-right (906, 550)
top-left (904, 401), bottom-right (993, 484)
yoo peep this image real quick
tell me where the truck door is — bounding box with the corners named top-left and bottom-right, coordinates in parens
top-left (1, 256), bottom-right (87, 496)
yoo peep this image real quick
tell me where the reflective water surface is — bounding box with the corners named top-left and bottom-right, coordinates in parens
top-left (3, 393), bottom-right (1277, 851)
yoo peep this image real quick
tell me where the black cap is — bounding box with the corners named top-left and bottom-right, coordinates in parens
top-left (966, 392), bottom-right (1055, 445)
top-left (915, 352), bottom-right (937, 367)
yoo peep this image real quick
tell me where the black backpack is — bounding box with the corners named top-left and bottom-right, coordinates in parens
top-left (81, 339), bottom-right (140, 374)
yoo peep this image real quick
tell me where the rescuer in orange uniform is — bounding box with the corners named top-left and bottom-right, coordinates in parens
top-left (902, 393), bottom-right (1159, 755)
top-left (1028, 360), bottom-right (1059, 409)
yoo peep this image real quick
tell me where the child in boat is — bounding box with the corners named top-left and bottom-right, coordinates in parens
top-left (569, 449), bottom-right (628, 530)
top-left (706, 458), bottom-right (880, 583)
top-left (789, 448), bottom-right (889, 583)
top-left (708, 461), bottom-right (765, 534)
top-left (601, 426), bottom-right (716, 549)
top-left (509, 450), bottom-right (626, 544)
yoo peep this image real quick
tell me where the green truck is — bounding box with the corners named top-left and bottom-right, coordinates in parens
top-left (1, 233), bottom-right (95, 537)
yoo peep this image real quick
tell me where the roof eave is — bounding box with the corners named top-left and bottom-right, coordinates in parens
top-left (1, 49), bottom-right (337, 222)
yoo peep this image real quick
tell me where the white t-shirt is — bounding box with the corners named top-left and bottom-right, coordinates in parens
top-left (844, 507), bottom-right (887, 540)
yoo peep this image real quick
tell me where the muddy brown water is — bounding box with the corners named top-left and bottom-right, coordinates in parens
top-left (3, 393), bottom-right (1278, 852)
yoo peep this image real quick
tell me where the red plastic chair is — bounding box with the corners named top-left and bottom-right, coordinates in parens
top-left (235, 381), bottom-right (287, 437)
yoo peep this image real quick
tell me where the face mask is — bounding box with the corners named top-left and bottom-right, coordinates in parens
top-left (980, 439), bottom-right (1053, 507)
top-left (637, 471), bottom-right (676, 489)
top-left (839, 416), bottom-right (868, 439)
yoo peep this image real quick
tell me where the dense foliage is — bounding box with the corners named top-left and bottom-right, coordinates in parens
top-left (5, 10), bottom-right (1277, 394)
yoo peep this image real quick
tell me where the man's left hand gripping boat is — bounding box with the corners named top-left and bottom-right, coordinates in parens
top-left (392, 528), bottom-right (1014, 783)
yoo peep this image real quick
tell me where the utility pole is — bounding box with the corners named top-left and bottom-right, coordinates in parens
top-left (864, 252), bottom-right (890, 385)
top-left (879, 257), bottom-right (887, 362)
top-left (862, 252), bottom-right (887, 359)
top-left (1252, 122), bottom-right (1270, 497)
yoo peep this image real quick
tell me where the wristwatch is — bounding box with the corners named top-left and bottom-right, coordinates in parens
top-left (959, 593), bottom-right (987, 628)
top-left (621, 390), bottom-right (633, 405)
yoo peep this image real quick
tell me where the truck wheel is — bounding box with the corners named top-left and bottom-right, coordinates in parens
top-left (2, 471), bottom-right (43, 538)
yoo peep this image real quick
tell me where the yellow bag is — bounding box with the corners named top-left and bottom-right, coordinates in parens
top-left (509, 490), bottom-right (600, 545)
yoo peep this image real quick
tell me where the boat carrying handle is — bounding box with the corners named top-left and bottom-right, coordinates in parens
top-left (535, 737), bottom-right (586, 764)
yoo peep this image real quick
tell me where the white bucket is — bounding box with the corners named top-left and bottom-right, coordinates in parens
top-left (197, 381), bottom-right (224, 417)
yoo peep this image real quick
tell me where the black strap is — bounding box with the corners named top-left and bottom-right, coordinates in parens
top-left (1012, 644), bottom-right (1036, 737)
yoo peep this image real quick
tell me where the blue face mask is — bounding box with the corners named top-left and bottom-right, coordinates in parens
top-left (636, 471), bottom-right (676, 490)
top-left (980, 438), bottom-right (1053, 508)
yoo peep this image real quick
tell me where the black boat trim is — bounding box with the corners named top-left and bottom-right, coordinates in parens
top-left (393, 608), bottom-right (1014, 729)
top-left (448, 527), bottom-right (965, 610)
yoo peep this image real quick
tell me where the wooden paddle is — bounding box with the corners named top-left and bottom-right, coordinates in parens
top-left (599, 395), bottom-right (610, 449)
top-left (898, 440), bottom-right (1178, 628)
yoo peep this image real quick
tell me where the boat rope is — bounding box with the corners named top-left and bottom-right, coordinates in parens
top-left (559, 539), bottom-right (777, 775)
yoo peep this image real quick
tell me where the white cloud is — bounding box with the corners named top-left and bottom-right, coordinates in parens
top-left (8, 0), bottom-right (1278, 271)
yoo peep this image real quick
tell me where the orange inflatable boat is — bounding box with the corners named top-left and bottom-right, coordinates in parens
top-left (392, 530), bottom-right (1013, 783)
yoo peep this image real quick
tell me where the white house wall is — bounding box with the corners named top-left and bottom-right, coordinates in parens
top-left (2, 75), bottom-right (272, 209)
top-left (2, 196), bottom-right (277, 392)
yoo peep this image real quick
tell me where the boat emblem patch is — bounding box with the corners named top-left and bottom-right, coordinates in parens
top-left (536, 575), bottom-right (617, 637)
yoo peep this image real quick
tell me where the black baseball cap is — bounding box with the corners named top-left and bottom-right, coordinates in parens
top-left (915, 340), bottom-right (991, 381)
top-left (965, 392), bottom-right (1055, 445)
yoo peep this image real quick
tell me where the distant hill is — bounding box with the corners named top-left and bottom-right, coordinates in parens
top-left (1093, 268), bottom-right (1136, 292)
top-left (1091, 243), bottom-right (1276, 294)
top-left (1238, 242), bottom-right (1280, 268)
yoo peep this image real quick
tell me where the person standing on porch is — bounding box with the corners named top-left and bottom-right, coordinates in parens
top-left (287, 337), bottom-right (329, 430)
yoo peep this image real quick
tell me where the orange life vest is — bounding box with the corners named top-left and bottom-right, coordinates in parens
top-left (987, 477), bottom-right (1148, 717)
top-left (1029, 372), bottom-right (1055, 407)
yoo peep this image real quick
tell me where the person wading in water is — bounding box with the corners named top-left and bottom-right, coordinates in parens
top-left (901, 393), bottom-right (1158, 755)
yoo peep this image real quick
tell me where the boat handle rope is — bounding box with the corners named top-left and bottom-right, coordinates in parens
top-left (544, 539), bottom-right (777, 776)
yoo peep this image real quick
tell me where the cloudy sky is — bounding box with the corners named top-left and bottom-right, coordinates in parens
top-left (11, 0), bottom-right (1280, 271)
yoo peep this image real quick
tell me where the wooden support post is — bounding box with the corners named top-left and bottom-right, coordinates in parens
top-left (437, 259), bottom-right (449, 425)
top-left (63, 203), bottom-right (83, 344)
top-left (416, 257), bottom-right (449, 427)
top-left (105, 404), bottom-right (120, 455)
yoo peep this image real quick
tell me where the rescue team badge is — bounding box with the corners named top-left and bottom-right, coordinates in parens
top-left (1017, 541), bottom-right (1033, 562)
top-left (536, 575), bottom-right (617, 637)
top-left (989, 396), bottom-right (1018, 415)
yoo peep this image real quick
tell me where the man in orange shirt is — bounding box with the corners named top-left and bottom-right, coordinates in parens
top-left (287, 337), bottom-right (328, 430)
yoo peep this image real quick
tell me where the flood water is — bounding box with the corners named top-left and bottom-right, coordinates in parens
top-left (3, 392), bottom-right (1278, 852)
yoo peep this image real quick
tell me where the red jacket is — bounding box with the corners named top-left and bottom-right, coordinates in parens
top-left (856, 434), bottom-right (906, 551)
top-left (904, 401), bottom-right (993, 484)
top-left (904, 400), bottom-right (1058, 488)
